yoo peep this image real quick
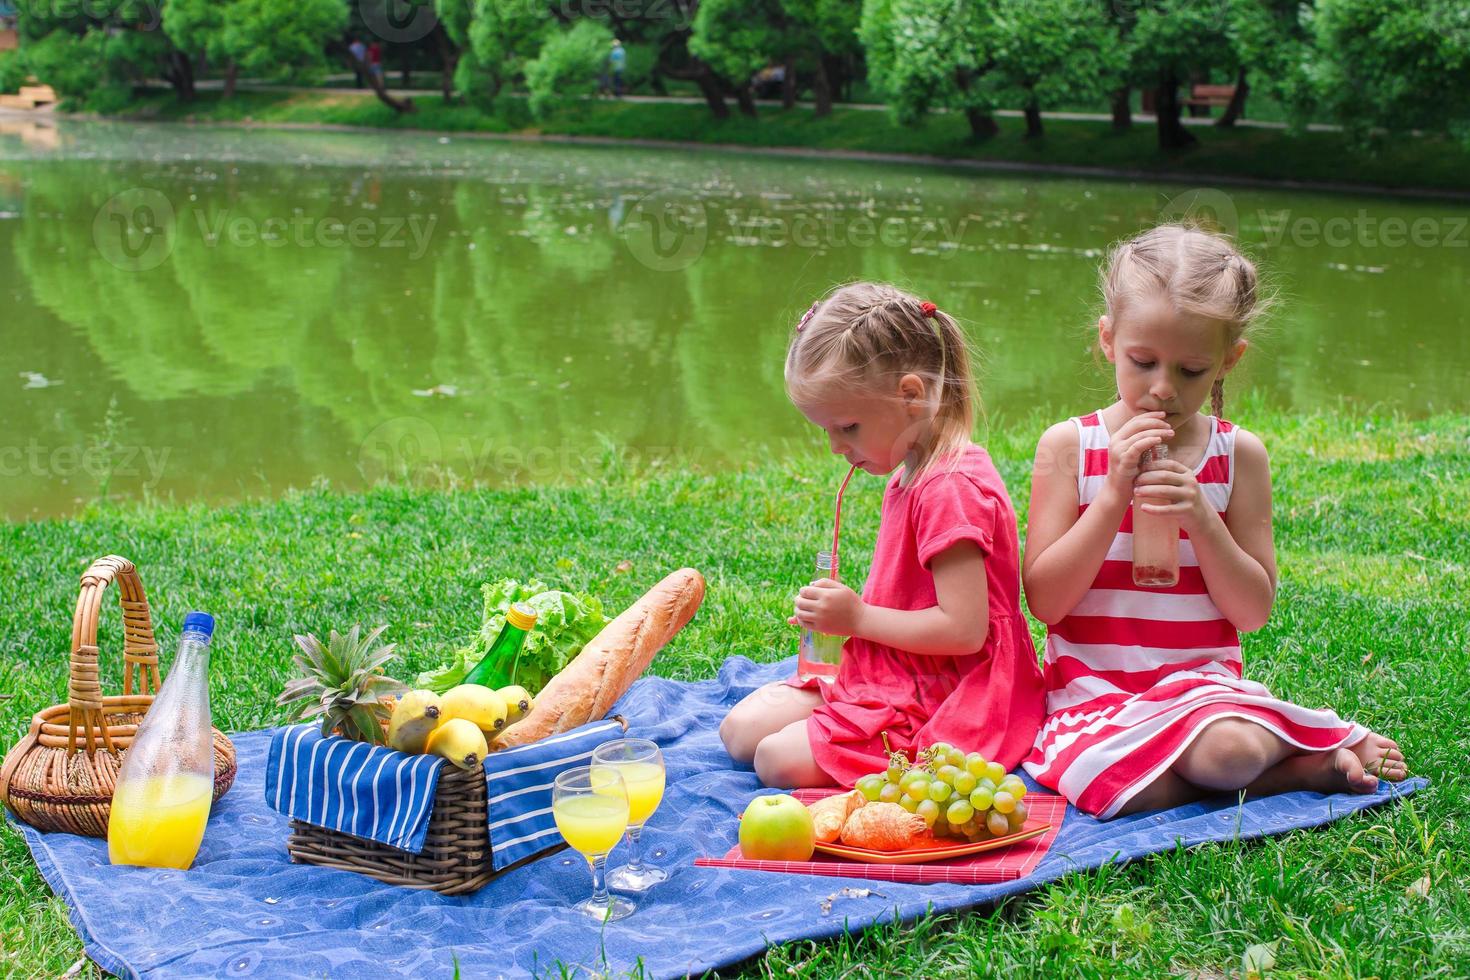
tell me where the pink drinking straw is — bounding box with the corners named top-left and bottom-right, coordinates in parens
top-left (829, 464), bottom-right (858, 582)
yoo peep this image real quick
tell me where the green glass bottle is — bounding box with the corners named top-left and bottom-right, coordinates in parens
top-left (464, 602), bottom-right (538, 689)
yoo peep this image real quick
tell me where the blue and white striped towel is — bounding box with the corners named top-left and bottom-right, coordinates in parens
top-left (481, 718), bottom-right (624, 871)
top-left (264, 718), bottom-right (626, 864)
top-left (265, 725), bottom-right (444, 853)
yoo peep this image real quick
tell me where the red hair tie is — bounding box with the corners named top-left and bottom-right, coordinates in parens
top-left (920, 301), bottom-right (938, 318)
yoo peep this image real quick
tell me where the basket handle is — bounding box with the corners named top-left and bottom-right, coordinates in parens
top-left (67, 556), bottom-right (160, 755)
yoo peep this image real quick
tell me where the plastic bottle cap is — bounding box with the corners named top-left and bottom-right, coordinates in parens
top-left (505, 603), bottom-right (537, 630)
top-left (182, 611), bottom-right (215, 637)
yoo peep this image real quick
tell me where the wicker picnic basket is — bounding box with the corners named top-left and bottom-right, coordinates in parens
top-left (284, 714), bottom-right (628, 895)
top-left (286, 761), bottom-right (497, 895)
top-left (0, 556), bottom-right (237, 837)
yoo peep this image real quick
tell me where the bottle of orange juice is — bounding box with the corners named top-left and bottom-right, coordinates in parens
top-left (108, 612), bottom-right (217, 870)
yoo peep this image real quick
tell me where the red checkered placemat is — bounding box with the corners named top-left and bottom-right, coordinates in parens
top-left (694, 788), bottom-right (1067, 884)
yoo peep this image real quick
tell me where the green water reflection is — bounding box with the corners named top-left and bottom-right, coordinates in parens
top-left (2, 119), bottom-right (1467, 519)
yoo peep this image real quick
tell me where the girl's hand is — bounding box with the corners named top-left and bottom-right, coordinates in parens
top-left (788, 578), bottom-right (864, 636)
top-left (1104, 412), bottom-right (1173, 503)
top-left (1133, 459), bottom-right (1215, 535)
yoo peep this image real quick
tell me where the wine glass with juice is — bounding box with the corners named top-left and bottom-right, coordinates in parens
top-left (552, 765), bottom-right (635, 921)
top-left (591, 738), bottom-right (667, 890)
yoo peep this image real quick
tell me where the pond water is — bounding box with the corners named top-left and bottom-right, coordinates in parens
top-left (2, 117), bottom-right (1467, 520)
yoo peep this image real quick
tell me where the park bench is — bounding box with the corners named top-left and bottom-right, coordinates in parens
top-left (1183, 84), bottom-right (1238, 110)
top-left (0, 81), bottom-right (56, 111)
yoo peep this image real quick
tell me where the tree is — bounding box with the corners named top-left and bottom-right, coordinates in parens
top-left (525, 19), bottom-right (612, 119)
top-left (164, 0), bottom-right (344, 100)
top-left (14, 0), bottom-right (192, 107)
top-left (988, 0), bottom-right (1120, 139)
top-left (1126, 0), bottom-right (1236, 149)
top-left (860, 0), bottom-right (1002, 140)
top-left (456, 0), bottom-right (748, 120)
top-left (690, 0), bottom-right (860, 116)
top-left (1302, 0), bottom-right (1470, 142)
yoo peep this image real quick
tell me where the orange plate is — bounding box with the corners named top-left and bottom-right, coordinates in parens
top-left (812, 821), bottom-right (1050, 865)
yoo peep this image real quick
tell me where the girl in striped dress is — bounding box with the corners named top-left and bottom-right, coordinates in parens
top-left (1022, 225), bottom-right (1407, 818)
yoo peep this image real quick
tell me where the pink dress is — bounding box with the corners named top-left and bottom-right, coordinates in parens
top-left (1023, 412), bottom-right (1366, 818)
top-left (789, 444), bottom-right (1046, 787)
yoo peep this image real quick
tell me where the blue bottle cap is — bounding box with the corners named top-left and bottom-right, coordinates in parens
top-left (182, 612), bottom-right (215, 637)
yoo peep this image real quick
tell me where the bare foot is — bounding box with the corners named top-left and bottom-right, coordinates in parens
top-left (1348, 732), bottom-right (1407, 781)
top-left (1248, 747), bottom-right (1380, 797)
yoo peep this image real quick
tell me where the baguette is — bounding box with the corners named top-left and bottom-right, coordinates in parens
top-left (491, 568), bottom-right (705, 748)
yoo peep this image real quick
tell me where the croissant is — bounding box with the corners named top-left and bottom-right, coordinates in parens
top-left (807, 790), bottom-right (864, 843)
top-left (839, 802), bottom-right (929, 851)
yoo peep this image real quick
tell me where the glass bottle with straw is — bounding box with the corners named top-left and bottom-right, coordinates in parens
top-left (1132, 445), bottom-right (1180, 588)
top-left (797, 464), bottom-right (857, 683)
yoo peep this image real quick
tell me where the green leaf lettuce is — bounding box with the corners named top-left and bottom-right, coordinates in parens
top-left (416, 579), bottom-right (609, 695)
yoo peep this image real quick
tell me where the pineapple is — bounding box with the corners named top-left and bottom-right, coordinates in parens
top-left (277, 625), bottom-right (406, 743)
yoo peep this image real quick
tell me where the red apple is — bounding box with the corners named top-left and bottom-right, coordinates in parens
top-left (739, 794), bottom-right (815, 861)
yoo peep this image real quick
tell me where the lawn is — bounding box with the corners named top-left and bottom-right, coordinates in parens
top-left (113, 88), bottom-right (1470, 197)
top-left (2, 407), bottom-right (1467, 976)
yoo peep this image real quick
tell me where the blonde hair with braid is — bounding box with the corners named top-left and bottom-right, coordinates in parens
top-left (785, 282), bottom-right (978, 484)
top-left (1101, 224), bottom-right (1267, 418)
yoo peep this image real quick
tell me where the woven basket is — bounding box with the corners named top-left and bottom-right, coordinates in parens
top-left (285, 715), bottom-right (628, 894)
top-left (287, 761), bottom-right (501, 895)
top-left (0, 556), bottom-right (237, 837)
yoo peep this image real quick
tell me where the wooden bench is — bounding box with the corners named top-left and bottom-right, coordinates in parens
top-left (0, 83), bottom-right (57, 111)
top-left (1183, 84), bottom-right (1236, 109)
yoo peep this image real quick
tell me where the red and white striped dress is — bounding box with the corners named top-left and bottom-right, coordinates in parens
top-left (1023, 411), bottom-right (1366, 818)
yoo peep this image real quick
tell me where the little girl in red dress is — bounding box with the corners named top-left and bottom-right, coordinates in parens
top-left (719, 282), bottom-right (1046, 789)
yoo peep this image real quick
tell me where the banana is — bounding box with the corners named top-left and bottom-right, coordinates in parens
top-left (425, 718), bottom-right (489, 770)
top-left (496, 685), bottom-right (534, 724)
top-left (387, 689), bottom-right (443, 754)
top-left (441, 684), bottom-right (508, 734)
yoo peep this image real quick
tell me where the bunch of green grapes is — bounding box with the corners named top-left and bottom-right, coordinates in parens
top-left (853, 741), bottom-right (1031, 842)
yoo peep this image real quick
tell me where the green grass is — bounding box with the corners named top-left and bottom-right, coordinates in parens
top-left (112, 88), bottom-right (1470, 195)
top-left (2, 408), bottom-right (1467, 977)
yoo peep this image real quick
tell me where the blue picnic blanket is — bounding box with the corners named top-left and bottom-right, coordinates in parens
top-left (264, 718), bottom-right (624, 868)
top-left (13, 656), bottom-right (1425, 979)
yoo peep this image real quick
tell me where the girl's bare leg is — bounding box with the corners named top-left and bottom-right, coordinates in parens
top-left (719, 681), bottom-right (823, 764)
top-left (1115, 718), bottom-right (1408, 817)
top-left (753, 718), bottom-right (838, 789)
